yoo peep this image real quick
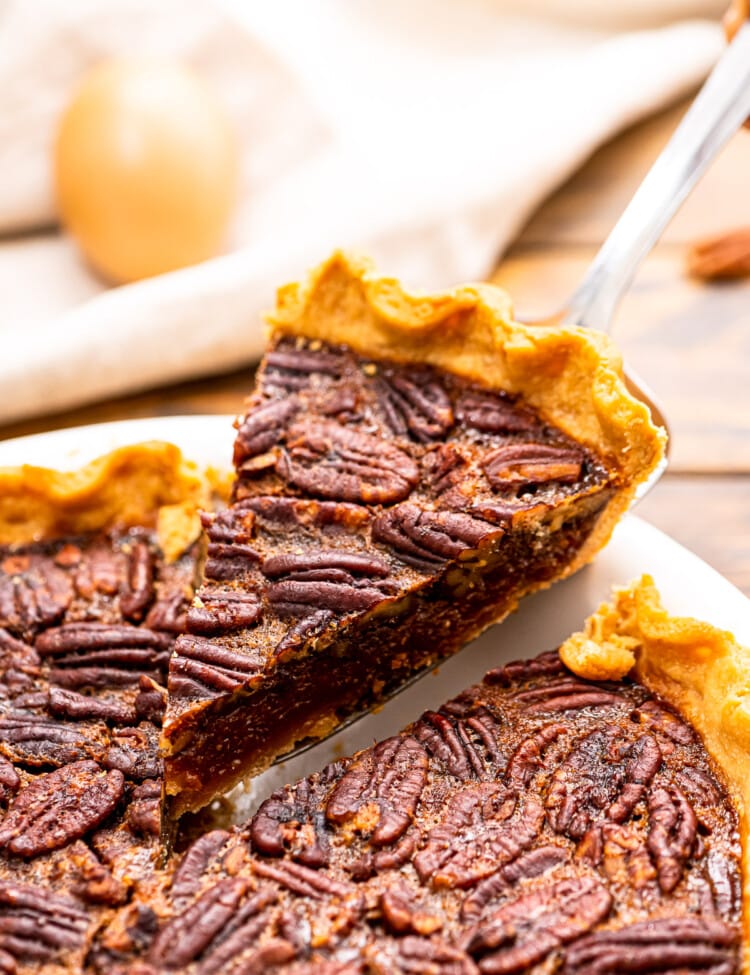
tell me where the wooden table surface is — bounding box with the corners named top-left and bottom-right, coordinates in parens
top-left (2, 98), bottom-right (749, 596)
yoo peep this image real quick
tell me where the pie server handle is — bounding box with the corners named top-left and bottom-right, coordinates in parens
top-left (561, 21), bottom-right (750, 334)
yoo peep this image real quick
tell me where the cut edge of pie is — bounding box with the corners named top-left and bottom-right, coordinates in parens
top-left (561, 574), bottom-right (750, 961)
top-left (0, 441), bottom-right (224, 561)
top-left (267, 250), bottom-right (667, 580)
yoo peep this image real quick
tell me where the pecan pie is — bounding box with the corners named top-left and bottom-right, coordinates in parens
top-left (0, 443), bottom-right (214, 973)
top-left (88, 579), bottom-right (743, 975)
top-left (162, 252), bottom-right (666, 814)
top-left (0, 452), bottom-right (746, 975)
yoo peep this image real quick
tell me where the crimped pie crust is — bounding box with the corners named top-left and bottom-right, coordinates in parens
top-left (267, 251), bottom-right (666, 582)
top-left (0, 441), bottom-right (218, 562)
top-left (562, 576), bottom-right (750, 969)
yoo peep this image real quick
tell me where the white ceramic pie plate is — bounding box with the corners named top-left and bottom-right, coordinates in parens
top-left (3, 415), bottom-right (749, 817)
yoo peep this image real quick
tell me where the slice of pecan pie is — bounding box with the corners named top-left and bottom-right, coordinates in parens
top-left (92, 579), bottom-right (745, 975)
top-left (162, 251), bottom-right (666, 815)
top-left (0, 444), bottom-right (214, 973)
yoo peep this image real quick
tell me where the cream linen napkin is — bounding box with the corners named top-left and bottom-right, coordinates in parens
top-left (0, 0), bottom-right (723, 424)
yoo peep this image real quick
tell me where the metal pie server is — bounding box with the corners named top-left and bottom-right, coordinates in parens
top-left (532, 19), bottom-right (750, 501)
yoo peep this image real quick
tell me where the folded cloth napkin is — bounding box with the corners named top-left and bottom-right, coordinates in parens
top-left (0, 0), bottom-right (723, 425)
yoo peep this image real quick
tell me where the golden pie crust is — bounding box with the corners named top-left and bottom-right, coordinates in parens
top-left (267, 251), bottom-right (666, 582)
top-left (561, 576), bottom-right (750, 964)
top-left (0, 441), bottom-right (220, 562)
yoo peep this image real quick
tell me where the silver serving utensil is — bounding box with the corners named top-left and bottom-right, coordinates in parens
top-left (533, 19), bottom-right (750, 500)
top-left (273, 23), bottom-right (750, 765)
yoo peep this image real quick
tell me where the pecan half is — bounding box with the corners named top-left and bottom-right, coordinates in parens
top-left (326, 736), bottom-right (428, 847)
top-left (546, 729), bottom-right (661, 839)
top-left (461, 876), bottom-right (612, 973)
top-left (379, 936), bottom-right (478, 975)
top-left (48, 686), bottom-right (137, 724)
top-left (277, 421), bottom-right (419, 504)
top-left (372, 504), bottom-right (500, 569)
top-left (48, 665), bottom-right (162, 691)
top-left (0, 559), bottom-right (73, 634)
top-left (37, 621), bottom-right (171, 690)
top-left (485, 650), bottom-right (567, 687)
top-left (413, 785), bottom-right (543, 888)
top-left (234, 397), bottom-right (299, 465)
top-left (119, 540), bottom-right (155, 621)
top-left (504, 723), bottom-right (568, 790)
top-left (263, 344), bottom-right (347, 393)
top-left (705, 850), bottom-right (743, 917)
top-left (562, 916), bottom-right (738, 975)
top-left (48, 645), bottom-right (167, 671)
top-left (647, 785), bottom-right (697, 893)
top-left (608, 734), bottom-right (664, 822)
top-left (169, 635), bottom-right (261, 699)
top-left (35, 622), bottom-right (171, 657)
top-left (456, 389), bottom-right (539, 435)
top-left (126, 780), bottom-right (162, 836)
top-left (0, 756), bottom-right (19, 805)
top-left (251, 766), bottom-right (342, 867)
top-left (104, 723), bottom-right (162, 780)
top-left (380, 879), bottom-right (443, 936)
top-left (0, 881), bottom-right (89, 966)
top-left (414, 709), bottom-right (503, 782)
top-left (263, 551), bottom-right (389, 580)
top-left (0, 760), bottom-right (124, 857)
top-left (265, 550), bottom-right (391, 618)
top-left (170, 830), bottom-right (232, 905)
top-left (187, 588), bottom-right (263, 635)
top-left (147, 877), bottom-right (248, 968)
top-left (511, 678), bottom-right (622, 713)
top-left (0, 711), bottom-right (108, 768)
top-left (375, 370), bottom-right (454, 442)
top-left (461, 845), bottom-right (569, 920)
top-left (252, 858), bottom-right (356, 902)
top-left (634, 699), bottom-right (696, 746)
top-left (482, 442), bottom-right (584, 491)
